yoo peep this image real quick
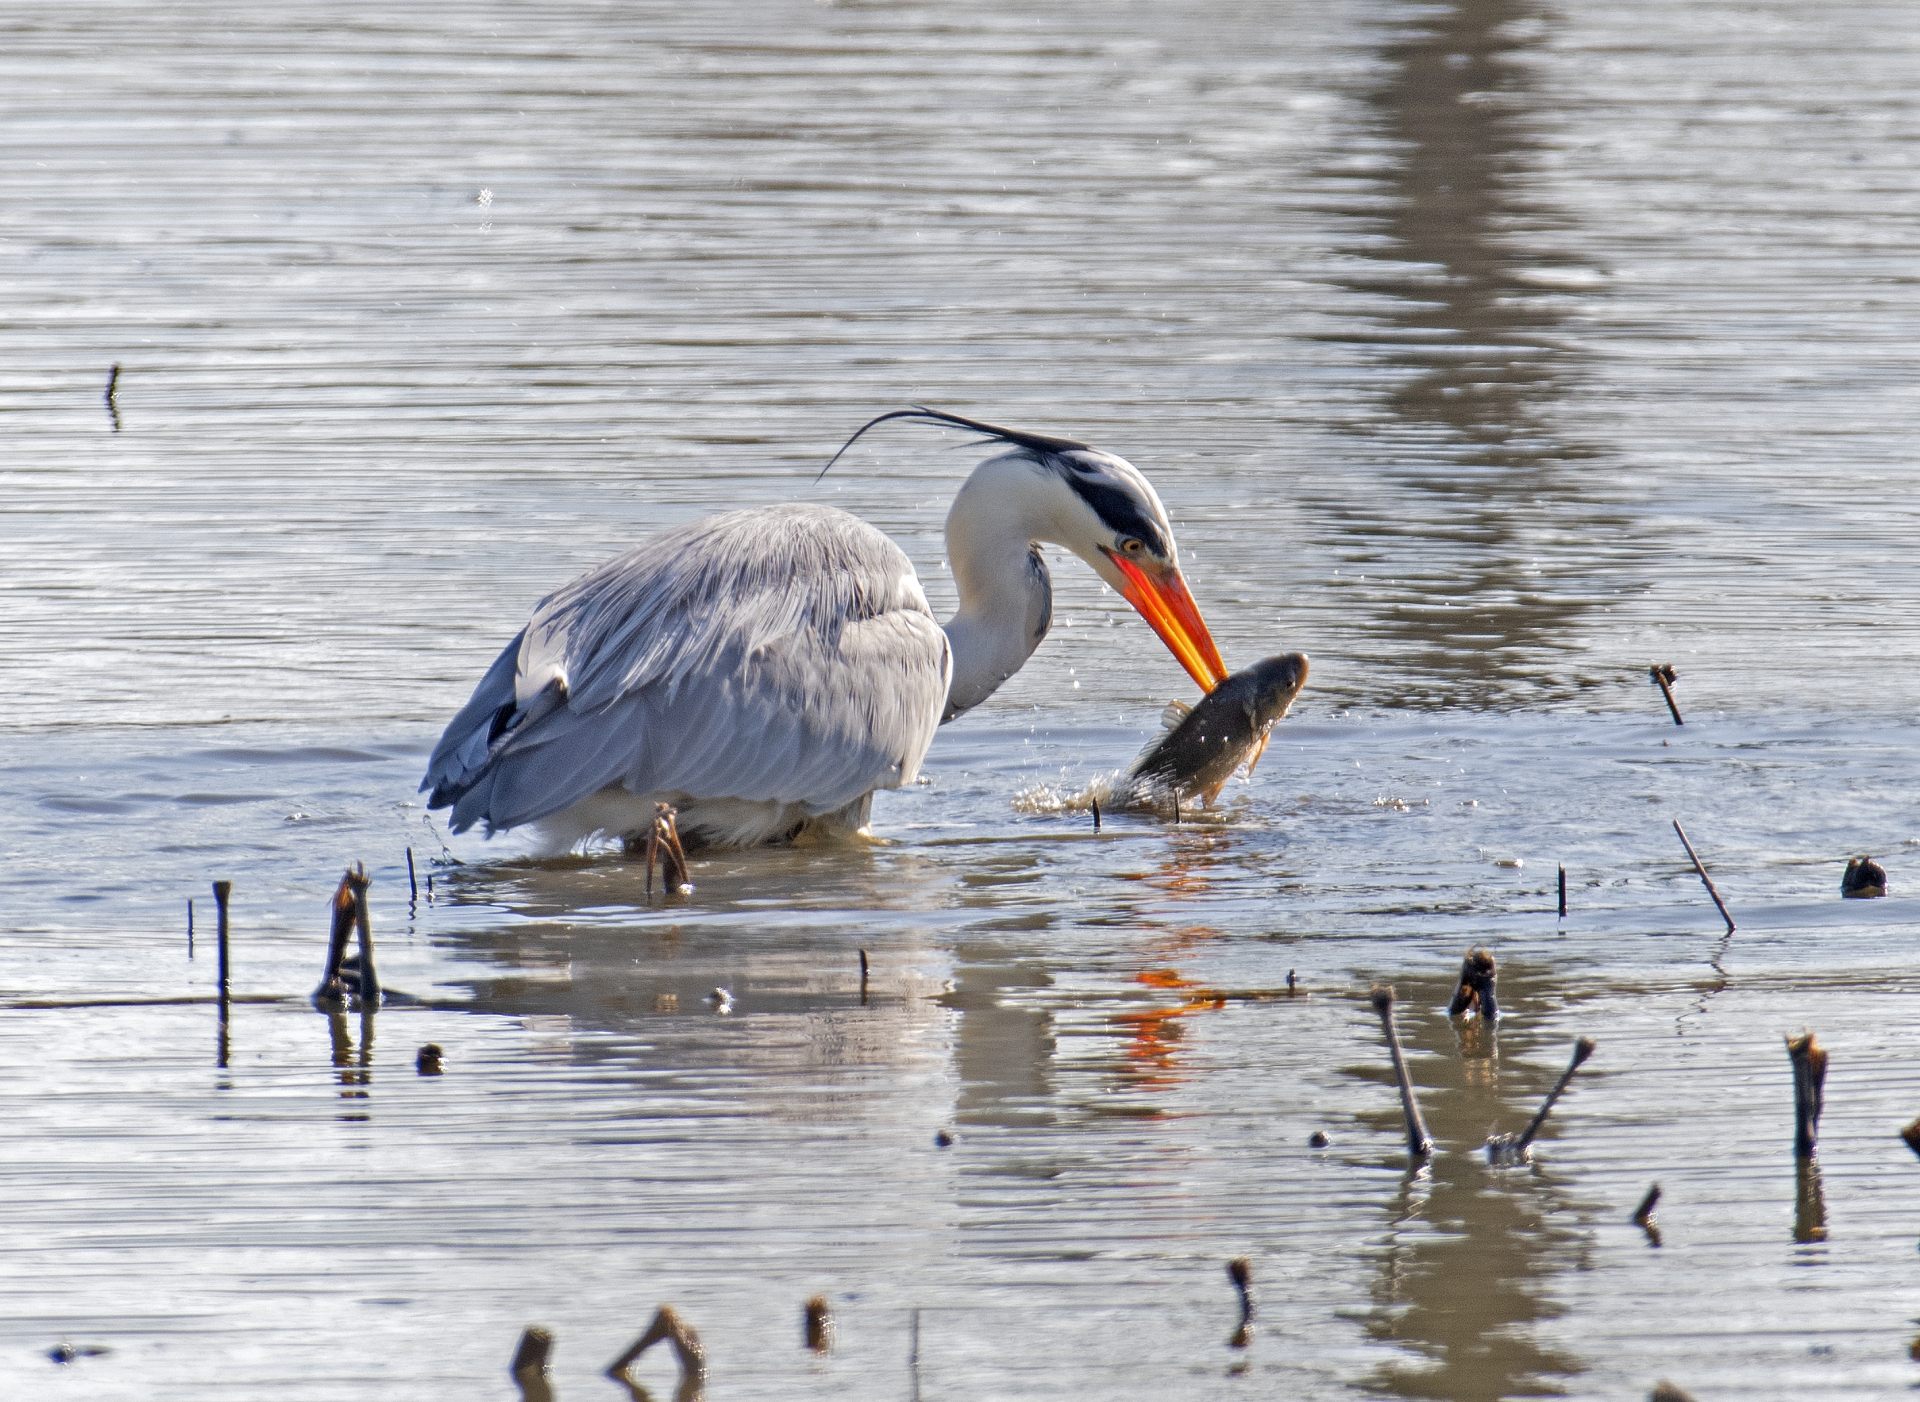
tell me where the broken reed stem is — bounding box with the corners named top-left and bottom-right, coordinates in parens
top-left (1672, 820), bottom-right (1735, 934)
top-left (1446, 947), bottom-right (1498, 1020)
top-left (1226, 1257), bottom-right (1253, 1349)
top-left (909, 1308), bottom-right (922, 1402)
top-left (316, 869), bottom-right (357, 1002)
top-left (105, 364), bottom-right (121, 433)
top-left (347, 863), bottom-right (379, 1005)
top-left (1557, 864), bottom-right (1567, 919)
top-left (1632, 1183), bottom-right (1662, 1226)
top-left (187, 897), bottom-right (194, 959)
top-left (1091, 795), bottom-right (1101, 832)
top-left (1650, 663), bottom-right (1683, 725)
top-left (1786, 1030), bottom-right (1828, 1159)
top-left (213, 881), bottom-right (232, 1020)
top-left (511, 1327), bottom-right (555, 1402)
top-left (1369, 985), bottom-right (1432, 1160)
top-left (607, 1306), bottom-right (706, 1389)
top-left (804, 1296), bottom-right (833, 1353)
top-left (646, 804), bottom-right (691, 895)
top-left (859, 948), bottom-right (870, 1004)
top-left (406, 846), bottom-right (418, 903)
top-left (1516, 1037), bottom-right (1597, 1154)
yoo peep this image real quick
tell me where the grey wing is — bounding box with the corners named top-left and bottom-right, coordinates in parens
top-left (420, 504), bottom-right (951, 835)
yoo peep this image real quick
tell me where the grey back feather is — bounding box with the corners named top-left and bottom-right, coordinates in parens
top-left (421, 504), bottom-right (950, 836)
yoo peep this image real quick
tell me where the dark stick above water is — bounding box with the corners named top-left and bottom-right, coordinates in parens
top-left (315, 868), bottom-right (358, 1003)
top-left (1226, 1257), bottom-right (1253, 1348)
top-left (1787, 1030), bottom-right (1827, 1159)
top-left (804, 1295), bottom-right (833, 1353)
top-left (348, 866), bottom-right (379, 1006)
top-left (1369, 985), bottom-right (1432, 1161)
top-left (510, 1327), bottom-right (555, 1402)
top-left (1649, 663), bottom-right (1683, 725)
top-left (1487, 1037), bottom-right (1596, 1165)
top-left (1672, 820), bottom-right (1735, 934)
top-left (212, 881), bottom-right (232, 1072)
top-left (1633, 1183), bottom-right (1663, 1248)
top-left (104, 364), bottom-right (120, 433)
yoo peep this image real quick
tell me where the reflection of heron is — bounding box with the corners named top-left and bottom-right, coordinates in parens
top-left (422, 409), bottom-right (1227, 850)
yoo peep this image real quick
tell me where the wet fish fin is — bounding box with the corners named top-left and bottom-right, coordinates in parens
top-left (1159, 699), bottom-right (1192, 731)
top-left (1242, 724), bottom-right (1274, 780)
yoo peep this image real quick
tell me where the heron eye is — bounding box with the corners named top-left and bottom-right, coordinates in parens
top-left (1121, 538), bottom-right (1146, 555)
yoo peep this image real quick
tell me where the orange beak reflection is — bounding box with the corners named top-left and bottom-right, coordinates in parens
top-left (1106, 552), bottom-right (1230, 694)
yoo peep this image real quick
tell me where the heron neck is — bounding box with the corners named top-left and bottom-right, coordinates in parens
top-left (941, 485), bottom-right (1053, 722)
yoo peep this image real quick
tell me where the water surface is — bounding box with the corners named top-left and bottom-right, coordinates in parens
top-left (4, 1), bottom-right (1920, 1398)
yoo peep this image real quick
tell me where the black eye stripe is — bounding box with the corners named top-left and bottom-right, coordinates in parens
top-left (1068, 473), bottom-right (1169, 555)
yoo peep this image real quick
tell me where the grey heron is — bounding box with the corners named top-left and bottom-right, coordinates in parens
top-left (420, 408), bottom-right (1229, 851)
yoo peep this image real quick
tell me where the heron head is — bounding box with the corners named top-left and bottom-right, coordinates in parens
top-left (825, 407), bottom-right (1229, 693)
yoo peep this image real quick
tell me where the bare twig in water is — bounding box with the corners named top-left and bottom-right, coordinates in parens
top-left (104, 364), bottom-right (121, 433)
top-left (1446, 947), bottom-right (1498, 1021)
top-left (406, 846), bottom-right (418, 903)
top-left (213, 881), bottom-right (232, 1012)
top-left (1672, 820), bottom-right (1735, 934)
top-left (909, 1308), bottom-right (921, 1402)
top-left (1786, 1030), bottom-right (1828, 1159)
top-left (1649, 663), bottom-right (1682, 725)
top-left (1091, 795), bottom-right (1101, 832)
top-left (1487, 1037), bottom-right (1597, 1165)
top-left (347, 864), bottom-right (379, 1006)
top-left (1633, 1183), bottom-right (1663, 1247)
top-left (859, 948), bottom-right (870, 1004)
top-left (213, 880), bottom-right (232, 1068)
top-left (1558, 864), bottom-right (1567, 918)
top-left (315, 869), bottom-right (358, 1003)
top-left (645, 804), bottom-right (694, 896)
top-left (1841, 855), bottom-right (1887, 898)
top-left (1226, 1257), bottom-right (1253, 1348)
top-left (511, 1326), bottom-right (555, 1402)
top-left (1369, 985), bottom-right (1432, 1161)
top-left (187, 897), bottom-right (194, 959)
top-left (607, 1306), bottom-right (706, 1400)
top-left (804, 1296), bottom-right (833, 1353)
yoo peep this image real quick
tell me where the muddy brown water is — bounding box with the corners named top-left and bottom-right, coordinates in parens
top-left (4, 1), bottom-right (1920, 1398)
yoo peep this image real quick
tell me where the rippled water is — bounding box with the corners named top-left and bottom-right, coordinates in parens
top-left (5, 1), bottom-right (1920, 1398)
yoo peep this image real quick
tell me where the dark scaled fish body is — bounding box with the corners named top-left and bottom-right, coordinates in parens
top-left (1128, 652), bottom-right (1309, 804)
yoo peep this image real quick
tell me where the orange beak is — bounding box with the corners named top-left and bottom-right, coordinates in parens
top-left (1106, 551), bottom-right (1230, 694)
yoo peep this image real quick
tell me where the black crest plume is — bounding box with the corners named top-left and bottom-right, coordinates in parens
top-left (818, 406), bottom-right (1089, 482)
